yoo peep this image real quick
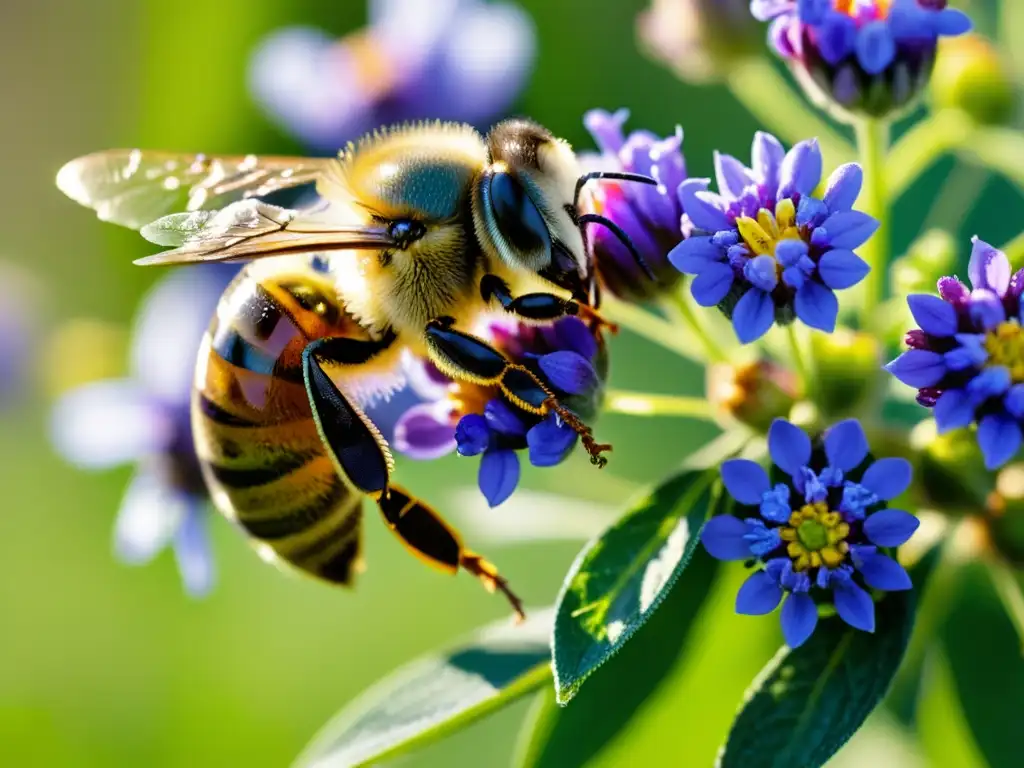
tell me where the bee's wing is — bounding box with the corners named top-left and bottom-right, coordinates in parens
top-left (56, 150), bottom-right (331, 230)
top-left (135, 200), bottom-right (394, 266)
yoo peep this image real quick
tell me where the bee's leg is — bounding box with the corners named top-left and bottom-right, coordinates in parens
top-left (302, 334), bottom-right (397, 494)
top-left (376, 485), bottom-right (526, 621)
top-left (480, 274), bottom-right (617, 333)
top-left (424, 317), bottom-right (612, 467)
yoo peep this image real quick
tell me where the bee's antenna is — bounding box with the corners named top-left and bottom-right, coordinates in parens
top-left (578, 213), bottom-right (656, 281)
top-left (573, 171), bottom-right (658, 211)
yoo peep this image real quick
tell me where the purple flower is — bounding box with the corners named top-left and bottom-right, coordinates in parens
top-left (579, 109), bottom-right (688, 302)
top-left (248, 0), bottom-right (535, 152)
top-left (887, 238), bottom-right (1024, 470)
top-left (50, 266), bottom-right (237, 597)
top-left (392, 316), bottom-right (606, 507)
top-left (702, 418), bottom-right (918, 647)
top-left (751, 0), bottom-right (972, 119)
top-left (669, 131), bottom-right (875, 343)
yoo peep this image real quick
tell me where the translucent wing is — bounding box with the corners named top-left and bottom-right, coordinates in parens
top-left (136, 200), bottom-right (394, 266)
top-left (56, 150), bottom-right (331, 230)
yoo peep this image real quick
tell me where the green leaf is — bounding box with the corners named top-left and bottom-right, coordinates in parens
top-left (294, 610), bottom-right (553, 768)
top-left (519, 550), bottom-right (720, 767)
top-left (942, 561), bottom-right (1024, 768)
top-left (552, 468), bottom-right (720, 704)
top-left (718, 590), bottom-right (916, 768)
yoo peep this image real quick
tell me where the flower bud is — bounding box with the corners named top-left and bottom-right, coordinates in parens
top-left (910, 419), bottom-right (994, 517)
top-left (752, 1), bottom-right (972, 121)
top-left (810, 327), bottom-right (883, 419)
top-left (636, 0), bottom-right (762, 84)
top-left (706, 358), bottom-right (799, 432)
top-left (930, 33), bottom-right (1016, 126)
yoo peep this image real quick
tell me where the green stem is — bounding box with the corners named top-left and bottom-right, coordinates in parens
top-left (785, 325), bottom-right (810, 394)
top-left (1001, 230), bottom-right (1024, 269)
top-left (921, 162), bottom-right (989, 236)
top-left (887, 110), bottom-right (973, 199)
top-left (659, 290), bottom-right (727, 363)
top-left (1002, 0), bottom-right (1024, 81)
top-left (600, 294), bottom-right (702, 364)
top-left (604, 389), bottom-right (717, 420)
top-left (854, 118), bottom-right (891, 316)
top-left (725, 58), bottom-right (856, 166)
top-left (956, 125), bottom-right (1024, 192)
top-left (989, 559), bottom-right (1024, 655)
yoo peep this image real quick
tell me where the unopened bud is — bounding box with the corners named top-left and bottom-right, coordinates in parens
top-left (931, 34), bottom-right (1016, 127)
top-left (706, 358), bottom-right (800, 432)
top-left (810, 328), bottom-right (883, 420)
top-left (911, 419), bottom-right (994, 517)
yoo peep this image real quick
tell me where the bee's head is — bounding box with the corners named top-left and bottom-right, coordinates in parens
top-left (475, 119), bottom-right (592, 303)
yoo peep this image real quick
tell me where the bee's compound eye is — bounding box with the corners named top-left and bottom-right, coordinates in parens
top-left (488, 172), bottom-right (551, 259)
top-left (387, 219), bottom-right (427, 249)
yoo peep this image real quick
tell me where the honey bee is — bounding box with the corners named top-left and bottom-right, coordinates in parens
top-left (57, 119), bottom-right (656, 618)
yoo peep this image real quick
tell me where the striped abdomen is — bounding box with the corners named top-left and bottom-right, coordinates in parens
top-left (192, 265), bottom-right (381, 585)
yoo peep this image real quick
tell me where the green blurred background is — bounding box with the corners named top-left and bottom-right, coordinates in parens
top-left (0, 0), bottom-right (1008, 765)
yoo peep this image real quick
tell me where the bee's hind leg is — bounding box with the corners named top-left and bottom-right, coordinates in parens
top-left (424, 317), bottom-right (611, 467)
top-left (480, 274), bottom-right (617, 334)
top-left (377, 485), bottom-right (526, 621)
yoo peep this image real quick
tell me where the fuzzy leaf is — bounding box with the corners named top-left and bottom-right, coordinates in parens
top-left (519, 550), bottom-right (719, 767)
top-left (718, 588), bottom-right (917, 767)
top-left (552, 468), bottom-right (720, 704)
top-left (942, 561), bottom-right (1024, 768)
top-left (295, 610), bottom-right (553, 768)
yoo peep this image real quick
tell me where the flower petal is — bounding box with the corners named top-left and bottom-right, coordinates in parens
top-left (768, 419), bottom-right (812, 476)
top-left (478, 449), bottom-right (520, 507)
top-left (822, 162), bottom-right (862, 213)
top-left (968, 236), bottom-right (1011, 295)
top-left (934, 388), bottom-right (976, 433)
top-left (884, 350), bottom-right (946, 388)
top-left (552, 317), bottom-right (598, 361)
top-left (834, 580), bottom-right (876, 632)
top-left (752, 131), bottom-right (786, 196)
top-left (668, 236), bottom-right (721, 274)
top-left (744, 254), bottom-right (779, 292)
top-left (721, 459), bottom-right (771, 505)
top-left (732, 288), bottom-right (775, 344)
top-left (824, 419), bottom-right (868, 471)
top-left (526, 414), bottom-right (577, 467)
top-left (113, 469), bottom-right (187, 565)
top-left (538, 351), bottom-right (598, 396)
top-left (781, 593), bottom-right (819, 648)
top-left (691, 262), bottom-right (735, 307)
top-left (860, 457), bottom-right (913, 501)
top-left (977, 414), bottom-right (1023, 470)
top-left (816, 211), bottom-right (880, 250)
top-left (907, 294), bottom-right (958, 337)
top-left (701, 515), bottom-right (754, 561)
top-left (736, 570), bottom-right (783, 615)
top-left (778, 138), bottom-right (822, 199)
top-left (455, 413), bottom-right (491, 456)
top-left (393, 402), bottom-right (457, 460)
top-left (858, 553), bottom-right (912, 591)
top-left (173, 505), bottom-right (215, 598)
top-left (484, 399), bottom-right (527, 437)
top-left (583, 108), bottom-right (629, 154)
top-left (864, 509), bottom-right (920, 548)
top-left (794, 281), bottom-right (838, 332)
top-left (855, 21), bottom-right (896, 75)
top-left (714, 151), bottom-right (755, 198)
top-left (816, 11), bottom-right (858, 65)
top-left (817, 249), bottom-right (870, 290)
top-left (678, 178), bottom-right (729, 232)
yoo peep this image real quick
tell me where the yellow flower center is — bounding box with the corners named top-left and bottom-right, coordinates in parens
top-left (734, 199), bottom-right (802, 276)
top-left (779, 502), bottom-right (851, 571)
top-left (834, 0), bottom-right (891, 20)
top-left (984, 320), bottom-right (1024, 383)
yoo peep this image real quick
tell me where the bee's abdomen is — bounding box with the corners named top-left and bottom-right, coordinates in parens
top-left (192, 267), bottom-right (375, 585)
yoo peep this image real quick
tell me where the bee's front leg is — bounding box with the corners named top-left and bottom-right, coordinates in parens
top-left (479, 274), bottom-right (617, 333)
top-left (424, 317), bottom-right (611, 467)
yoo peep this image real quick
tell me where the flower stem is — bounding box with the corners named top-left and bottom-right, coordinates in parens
top-left (659, 290), bottom-right (728, 363)
top-left (887, 109), bottom-right (973, 199)
top-left (1001, 230), bottom-right (1024, 269)
top-left (1002, 0), bottom-right (1024, 81)
top-left (922, 162), bottom-right (989, 236)
top-left (957, 124), bottom-right (1024, 193)
top-left (604, 389), bottom-right (717, 420)
top-left (990, 559), bottom-right (1024, 655)
top-left (785, 324), bottom-right (810, 393)
top-left (725, 58), bottom-right (856, 166)
top-left (854, 118), bottom-right (891, 316)
top-left (600, 294), bottom-right (701, 364)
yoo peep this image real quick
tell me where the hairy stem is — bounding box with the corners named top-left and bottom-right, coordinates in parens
top-left (854, 118), bottom-right (891, 316)
top-left (725, 58), bottom-right (856, 166)
top-left (604, 390), bottom-right (717, 420)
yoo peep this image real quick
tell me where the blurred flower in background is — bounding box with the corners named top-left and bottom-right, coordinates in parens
top-left (0, 263), bottom-right (40, 408)
top-left (637, 0), bottom-right (762, 84)
top-left (248, 0), bottom-right (536, 153)
top-left (51, 266), bottom-right (237, 597)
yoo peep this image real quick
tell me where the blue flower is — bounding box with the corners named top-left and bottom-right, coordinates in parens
top-left (669, 131), bottom-right (875, 343)
top-left (393, 316), bottom-right (604, 507)
top-left (702, 418), bottom-right (918, 647)
top-left (50, 266), bottom-right (237, 597)
top-left (248, 0), bottom-right (535, 151)
top-left (751, 0), bottom-right (972, 119)
top-left (887, 237), bottom-right (1024, 470)
top-left (579, 109), bottom-right (688, 301)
